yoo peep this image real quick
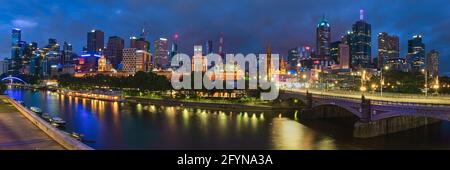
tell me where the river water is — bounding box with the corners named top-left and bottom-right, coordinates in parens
top-left (6, 88), bottom-right (450, 150)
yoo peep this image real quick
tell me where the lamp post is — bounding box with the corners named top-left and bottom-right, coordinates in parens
top-left (380, 66), bottom-right (389, 96)
top-left (421, 69), bottom-right (428, 97)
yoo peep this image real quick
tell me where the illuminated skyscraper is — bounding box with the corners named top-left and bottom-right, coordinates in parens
top-left (87, 29), bottom-right (104, 53)
top-left (154, 38), bottom-right (169, 68)
top-left (316, 15), bottom-right (331, 59)
top-left (330, 41), bottom-right (341, 63)
top-left (427, 50), bottom-right (439, 78)
top-left (377, 32), bottom-right (399, 68)
top-left (106, 36), bottom-right (124, 69)
top-left (407, 35), bottom-right (426, 72)
top-left (205, 40), bottom-right (213, 55)
top-left (11, 28), bottom-right (22, 74)
top-left (349, 10), bottom-right (372, 68)
top-left (169, 33), bottom-right (179, 66)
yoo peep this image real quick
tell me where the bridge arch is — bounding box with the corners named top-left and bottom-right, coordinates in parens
top-left (299, 102), bottom-right (361, 120)
top-left (1, 76), bottom-right (27, 84)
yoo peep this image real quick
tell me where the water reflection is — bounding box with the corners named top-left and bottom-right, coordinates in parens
top-left (7, 88), bottom-right (450, 150)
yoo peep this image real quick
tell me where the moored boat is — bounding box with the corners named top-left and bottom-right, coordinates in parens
top-left (30, 107), bottom-right (42, 114)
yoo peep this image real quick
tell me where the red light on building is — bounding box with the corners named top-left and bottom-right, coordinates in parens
top-left (79, 58), bottom-right (85, 65)
top-left (313, 60), bottom-right (319, 64)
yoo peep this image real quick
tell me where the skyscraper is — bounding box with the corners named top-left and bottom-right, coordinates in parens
top-left (427, 50), bottom-right (439, 78)
top-left (62, 42), bottom-right (73, 65)
top-left (287, 47), bottom-right (301, 69)
top-left (192, 45), bottom-right (208, 72)
top-left (377, 32), bottom-right (399, 68)
top-left (205, 40), bottom-right (213, 55)
top-left (407, 35), bottom-right (426, 72)
top-left (130, 36), bottom-right (150, 51)
top-left (316, 15), bottom-right (331, 59)
top-left (154, 38), bottom-right (169, 68)
top-left (349, 10), bottom-right (372, 68)
top-left (169, 33), bottom-right (179, 66)
top-left (218, 33), bottom-right (224, 58)
top-left (105, 36), bottom-right (124, 69)
top-left (122, 48), bottom-right (137, 74)
top-left (330, 41), bottom-right (341, 63)
top-left (87, 30), bottom-right (104, 53)
top-left (11, 28), bottom-right (22, 74)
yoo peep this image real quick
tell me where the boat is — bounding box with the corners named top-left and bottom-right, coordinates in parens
top-left (70, 132), bottom-right (84, 141)
top-left (42, 113), bottom-right (52, 121)
top-left (51, 117), bottom-right (66, 125)
top-left (30, 107), bottom-right (42, 114)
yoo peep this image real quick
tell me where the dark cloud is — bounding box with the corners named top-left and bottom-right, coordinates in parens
top-left (0, 0), bottom-right (449, 74)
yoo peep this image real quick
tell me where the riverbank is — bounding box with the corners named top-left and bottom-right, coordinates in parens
top-left (126, 96), bottom-right (302, 111)
top-left (4, 96), bottom-right (93, 150)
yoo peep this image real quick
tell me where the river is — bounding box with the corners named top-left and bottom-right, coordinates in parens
top-left (6, 88), bottom-right (450, 150)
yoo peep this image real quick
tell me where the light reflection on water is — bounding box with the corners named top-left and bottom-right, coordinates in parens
top-left (6, 88), bottom-right (450, 150)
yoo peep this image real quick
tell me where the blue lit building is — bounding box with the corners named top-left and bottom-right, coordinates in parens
top-left (407, 35), bottom-right (426, 72)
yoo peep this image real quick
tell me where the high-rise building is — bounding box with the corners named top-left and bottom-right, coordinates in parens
top-left (105, 36), bottom-right (124, 69)
top-left (338, 43), bottom-right (350, 69)
top-left (154, 38), bottom-right (169, 68)
top-left (0, 59), bottom-right (10, 75)
top-left (377, 32), bottom-right (399, 68)
top-left (330, 41), bottom-right (341, 64)
top-left (205, 40), bottom-right (213, 55)
top-left (121, 48), bottom-right (151, 74)
top-left (192, 45), bottom-right (205, 72)
top-left (136, 50), bottom-right (151, 72)
top-left (130, 36), bottom-right (150, 51)
top-left (87, 30), bottom-right (104, 53)
top-left (407, 35), bottom-right (426, 72)
top-left (122, 48), bottom-right (137, 74)
top-left (218, 33), bottom-right (225, 58)
top-left (427, 50), bottom-right (439, 78)
top-left (349, 10), bottom-right (372, 68)
top-left (316, 15), bottom-right (331, 59)
top-left (62, 42), bottom-right (73, 65)
top-left (169, 33), bottom-right (179, 65)
top-left (11, 28), bottom-right (22, 74)
top-left (287, 47), bottom-right (301, 70)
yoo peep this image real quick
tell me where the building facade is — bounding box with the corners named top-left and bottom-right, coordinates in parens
top-left (87, 30), bottom-right (104, 53)
top-left (105, 36), bottom-right (124, 69)
top-left (349, 10), bottom-right (372, 68)
top-left (154, 38), bottom-right (169, 68)
top-left (407, 35), bottom-right (426, 72)
top-left (377, 32), bottom-right (399, 68)
top-left (316, 16), bottom-right (331, 59)
top-left (427, 50), bottom-right (439, 78)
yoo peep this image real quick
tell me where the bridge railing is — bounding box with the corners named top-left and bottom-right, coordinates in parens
top-left (281, 89), bottom-right (450, 108)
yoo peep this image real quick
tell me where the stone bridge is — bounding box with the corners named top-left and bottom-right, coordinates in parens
top-left (278, 90), bottom-right (450, 138)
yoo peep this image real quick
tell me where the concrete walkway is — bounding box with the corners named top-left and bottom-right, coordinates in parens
top-left (0, 96), bottom-right (64, 150)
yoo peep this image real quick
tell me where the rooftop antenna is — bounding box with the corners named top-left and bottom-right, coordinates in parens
top-left (360, 9), bottom-right (364, 20)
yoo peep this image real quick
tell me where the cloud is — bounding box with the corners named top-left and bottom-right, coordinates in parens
top-left (11, 19), bottom-right (38, 28)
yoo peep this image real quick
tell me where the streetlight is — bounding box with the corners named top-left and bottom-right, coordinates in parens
top-left (421, 69), bottom-right (428, 97)
top-left (380, 65), bottom-right (389, 96)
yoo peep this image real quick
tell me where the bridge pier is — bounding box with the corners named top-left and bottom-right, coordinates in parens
top-left (354, 116), bottom-right (440, 138)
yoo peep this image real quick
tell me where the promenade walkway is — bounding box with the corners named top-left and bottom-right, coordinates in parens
top-left (0, 96), bottom-right (64, 150)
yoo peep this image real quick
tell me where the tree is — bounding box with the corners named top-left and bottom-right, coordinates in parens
top-left (0, 82), bottom-right (7, 94)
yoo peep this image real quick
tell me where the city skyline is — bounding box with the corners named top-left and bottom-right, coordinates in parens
top-left (1, 0), bottom-right (449, 74)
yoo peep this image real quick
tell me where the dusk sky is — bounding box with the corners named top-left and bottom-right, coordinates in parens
top-left (1, 0), bottom-right (449, 74)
